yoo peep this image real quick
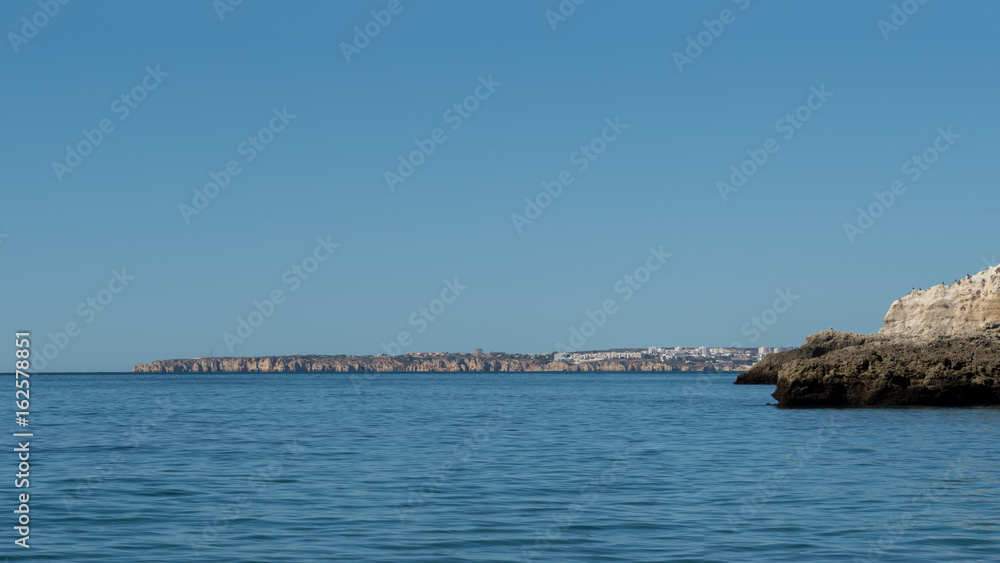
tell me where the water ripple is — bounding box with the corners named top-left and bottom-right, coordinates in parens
top-left (7, 372), bottom-right (998, 562)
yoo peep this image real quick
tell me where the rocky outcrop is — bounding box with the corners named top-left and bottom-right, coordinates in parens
top-left (735, 331), bottom-right (880, 384)
top-left (761, 264), bottom-right (1000, 406)
top-left (132, 354), bottom-right (749, 374)
top-left (773, 333), bottom-right (1000, 406)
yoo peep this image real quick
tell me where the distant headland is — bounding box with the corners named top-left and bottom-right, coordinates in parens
top-left (132, 346), bottom-right (784, 374)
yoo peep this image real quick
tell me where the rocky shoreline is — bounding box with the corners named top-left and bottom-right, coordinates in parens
top-left (737, 264), bottom-right (1000, 406)
top-left (773, 332), bottom-right (1000, 406)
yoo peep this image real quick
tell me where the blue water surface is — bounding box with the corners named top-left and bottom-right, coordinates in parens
top-left (5, 372), bottom-right (999, 562)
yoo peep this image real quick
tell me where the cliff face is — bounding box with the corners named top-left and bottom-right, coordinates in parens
top-left (764, 264), bottom-right (1000, 406)
top-left (132, 355), bottom-right (747, 374)
top-left (133, 356), bottom-right (549, 374)
top-left (881, 266), bottom-right (1000, 337)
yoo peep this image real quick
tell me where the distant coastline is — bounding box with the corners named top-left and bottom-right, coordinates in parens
top-left (132, 349), bottom-right (767, 374)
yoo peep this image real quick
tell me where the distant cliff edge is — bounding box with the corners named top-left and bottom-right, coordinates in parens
top-left (132, 354), bottom-right (747, 374)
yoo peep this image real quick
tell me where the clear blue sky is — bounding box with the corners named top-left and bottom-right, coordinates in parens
top-left (2, 0), bottom-right (998, 371)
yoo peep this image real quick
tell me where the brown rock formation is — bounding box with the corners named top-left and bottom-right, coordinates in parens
top-left (773, 332), bottom-right (1000, 406)
top-left (735, 331), bottom-right (880, 384)
top-left (753, 264), bottom-right (1000, 406)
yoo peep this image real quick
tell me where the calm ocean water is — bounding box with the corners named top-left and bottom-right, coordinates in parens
top-left (6, 372), bottom-right (999, 562)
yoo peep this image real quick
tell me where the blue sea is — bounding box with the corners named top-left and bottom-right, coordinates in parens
top-left (6, 372), bottom-right (999, 562)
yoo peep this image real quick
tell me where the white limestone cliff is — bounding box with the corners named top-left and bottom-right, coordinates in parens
top-left (880, 264), bottom-right (1000, 338)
